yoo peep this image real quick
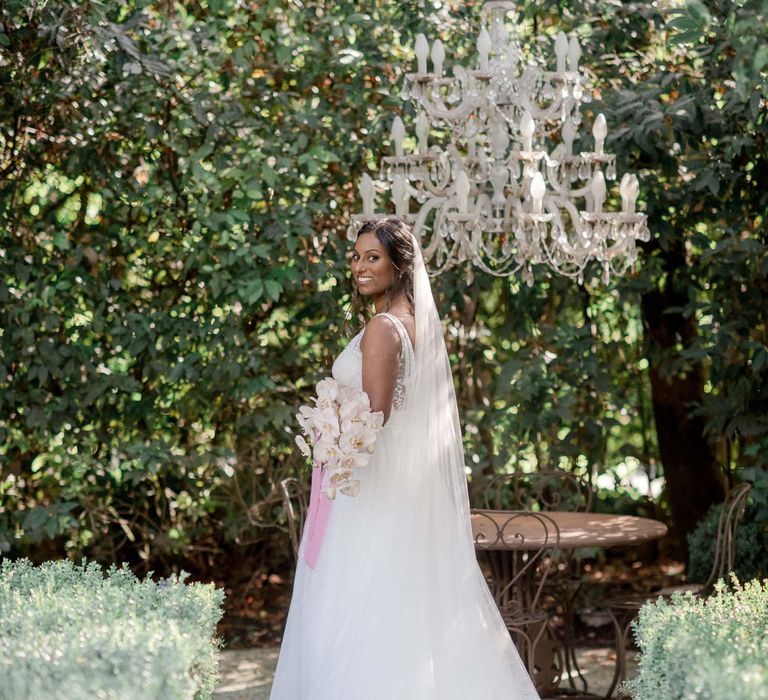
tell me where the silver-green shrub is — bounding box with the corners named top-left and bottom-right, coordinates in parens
top-left (0, 558), bottom-right (225, 700)
top-left (625, 577), bottom-right (768, 700)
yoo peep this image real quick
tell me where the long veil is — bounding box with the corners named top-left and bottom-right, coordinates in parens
top-left (406, 231), bottom-right (475, 555)
top-left (397, 231), bottom-right (540, 699)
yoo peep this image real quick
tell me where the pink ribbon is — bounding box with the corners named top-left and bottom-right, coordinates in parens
top-left (303, 464), bottom-right (333, 569)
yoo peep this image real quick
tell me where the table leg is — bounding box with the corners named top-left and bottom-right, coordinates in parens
top-left (606, 606), bottom-right (636, 699)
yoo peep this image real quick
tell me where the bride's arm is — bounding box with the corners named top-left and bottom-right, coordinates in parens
top-left (359, 316), bottom-right (402, 425)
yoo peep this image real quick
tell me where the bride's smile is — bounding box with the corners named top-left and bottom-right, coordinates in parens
top-left (350, 233), bottom-right (395, 299)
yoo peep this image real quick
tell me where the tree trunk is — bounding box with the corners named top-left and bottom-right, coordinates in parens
top-left (641, 254), bottom-right (725, 553)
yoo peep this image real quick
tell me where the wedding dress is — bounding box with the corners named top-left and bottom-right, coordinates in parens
top-left (269, 233), bottom-right (539, 700)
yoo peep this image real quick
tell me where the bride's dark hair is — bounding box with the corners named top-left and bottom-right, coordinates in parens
top-left (346, 218), bottom-right (415, 335)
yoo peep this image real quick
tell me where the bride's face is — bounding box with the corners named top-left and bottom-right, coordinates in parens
top-left (351, 232), bottom-right (395, 296)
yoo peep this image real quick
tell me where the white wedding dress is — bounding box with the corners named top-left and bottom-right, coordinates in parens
top-left (269, 308), bottom-right (540, 699)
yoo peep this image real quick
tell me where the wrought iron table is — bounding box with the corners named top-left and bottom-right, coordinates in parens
top-left (471, 509), bottom-right (668, 698)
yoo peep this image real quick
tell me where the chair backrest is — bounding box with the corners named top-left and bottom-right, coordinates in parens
top-left (279, 476), bottom-right (309, 562)
top-left (704, 482), bottom-right (752, 591)
top-left (471, 509), bottom-right (560, 611)
top-left (480, 470), bottom-right (593, 512)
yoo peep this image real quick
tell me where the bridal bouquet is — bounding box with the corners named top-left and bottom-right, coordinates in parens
top-left (294, 378), bottom-right (384, 568)
top-left (295, 377), bottom-right (384, 499)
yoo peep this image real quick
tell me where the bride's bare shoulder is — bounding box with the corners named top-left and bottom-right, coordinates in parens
top-left (359, 315), bottom-right (401, 356)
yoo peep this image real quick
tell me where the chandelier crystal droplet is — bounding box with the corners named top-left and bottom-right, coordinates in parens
top-left (347, 1), bottom-right (650, 284)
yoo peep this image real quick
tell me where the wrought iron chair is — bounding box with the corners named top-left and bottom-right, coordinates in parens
top-left (279, 476), bottom-right (310, 562)
top-left (478, 470), bottom-right (593, 692)
top-left (471, 509), bottom-right (561, 695)
top-left (604, 482), bottom-right (752, 698)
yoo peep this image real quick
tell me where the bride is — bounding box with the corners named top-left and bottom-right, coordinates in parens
top-left (269, 218), bottom-right (539, 699)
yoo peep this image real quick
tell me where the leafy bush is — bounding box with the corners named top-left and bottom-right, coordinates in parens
top-left (0, 558), bottom-right (225, 700)
top-left (625, 578), bottom-right (768, 700)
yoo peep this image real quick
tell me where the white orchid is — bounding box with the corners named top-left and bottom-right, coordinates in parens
top-left (339, 424), bottom-right (377, 453)
top-left (296, 410), bottom-right (313, 435)
top-left (313, 439), bottom-right (341, 465)
top-left (338, 450), bottom-right (370, 470)
top-left (339, 480), bottom-right (361, 497)
top-left (361, 409), bottom-right (384, 431)
top-left (316, 377), bottom-right (338, 399)
top-left (312, 406), bottom-right (340, 438)
top-left (295, 434), bottom-right (311, 459)
top-left (339, 394), bottom-right (369, 420)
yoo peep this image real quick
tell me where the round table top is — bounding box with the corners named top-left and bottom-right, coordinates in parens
top-left (470, 509), bottom-right (668, 550)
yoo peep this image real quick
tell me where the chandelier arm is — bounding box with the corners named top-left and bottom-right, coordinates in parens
top-left (546, 196), bottom-right (586, 241)
top-left (412, 155), bottom-right (455, 198)
top-left (602, 235), bottom-right (633, 260)
top-left (514, 68), bottom-right (574, 123)
top-left (426, 202), bottom-right (465, 270)
top-left (413, 196), bottom-right (450, 260)
top-left (410, 74), bottom-right (481, 124)
top-left (547, 175), bottom-right (594, 199)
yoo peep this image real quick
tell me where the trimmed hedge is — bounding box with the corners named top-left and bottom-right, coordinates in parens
top-left (0, 558), bottom-right (225, 700)
top-left (626, 577), bottom-right (768, 700)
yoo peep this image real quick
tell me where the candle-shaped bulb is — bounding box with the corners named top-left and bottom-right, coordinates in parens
top-left (592, 113), bottom-right (607, 155)
top-left (627, 174), bottom-right (639, 213)
top-left (392, 173), bottom-right (409, 215)
top-left (415, 33), bottom-right (429, 74)
top-left (555, 31), bottom-right (568, 73)
top-left (477, 27), bottom-right (491, 70)
top-left (416, 112), bottom-right (429, 155)
top-left (567, 34), bottom-right (581, 72)
top-left (431, 39), bottom-right (445, 77)
top-left (360, 173), bottom-right (375, 216)
top-left (456, 170), bottom-right (470, 213)
top-left (520, 111), bottom-right (535, 152)
top-left (620, 173), bottom-right (631, 213)
top-left (391, 116), bottom-right (406, 158)
top-left (530, 171), bottom-right (546, 213)
top-left (591, 170), bottom-right (606, 213)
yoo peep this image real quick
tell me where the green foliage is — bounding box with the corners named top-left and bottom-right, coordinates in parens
top-left (0, 0), bottom-right (427, 565)
top-left (0, 558), bottom-right (225, 700)
top-left (626, 578), bottom-right (768, 700)
top-left (591, 0), bottom-right (768, 464)
top-left (0, 0), bottom-right (766, 575)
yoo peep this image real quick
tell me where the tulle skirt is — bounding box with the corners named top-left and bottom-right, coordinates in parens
top-left (269, 416), bottom-right (540, 700)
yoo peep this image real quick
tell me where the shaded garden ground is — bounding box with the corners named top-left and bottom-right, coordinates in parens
top-left (211, 547), bottom-right (681, 697)
top-left (212, 646), bottom-right (638, 700)
top-left (216, 541), bottom-right (685, 649)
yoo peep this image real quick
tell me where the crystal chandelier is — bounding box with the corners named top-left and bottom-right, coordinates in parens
top-left (346, 1), bottom-right (650, 284)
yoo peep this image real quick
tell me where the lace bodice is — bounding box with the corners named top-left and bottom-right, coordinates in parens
top-left (332, 312), bottom-right (415, 414)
